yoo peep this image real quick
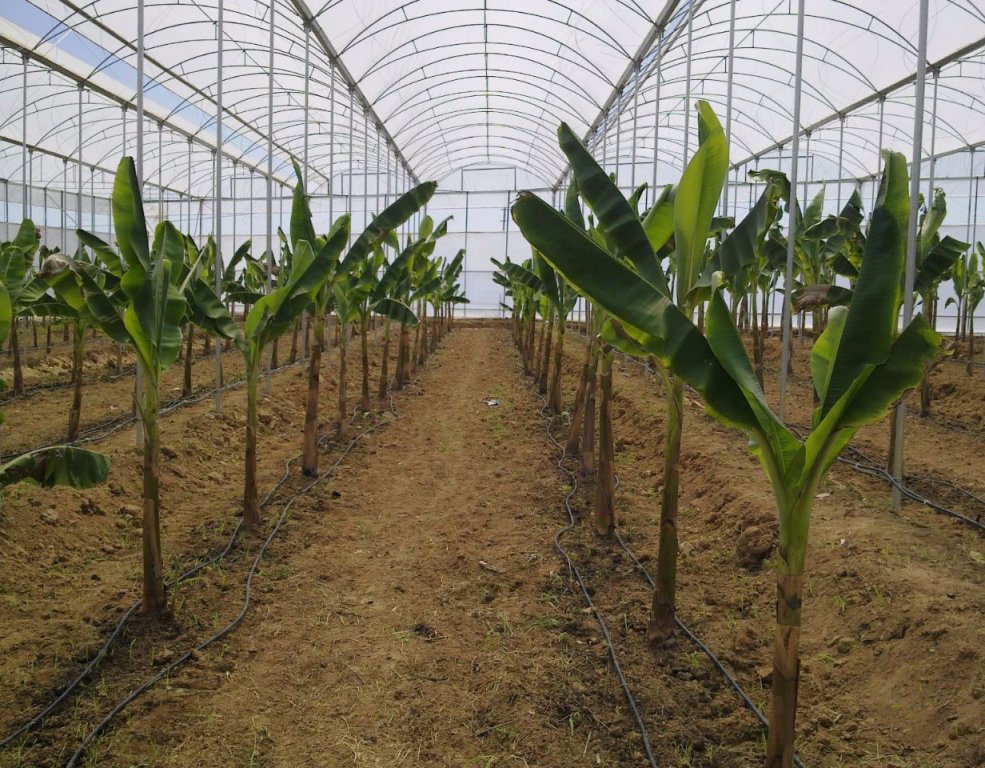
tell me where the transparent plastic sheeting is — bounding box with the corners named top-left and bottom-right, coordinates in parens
top-left (2, 0), bottom-right (985, 199)
top-left (2, 1), bottom-right (985, 320)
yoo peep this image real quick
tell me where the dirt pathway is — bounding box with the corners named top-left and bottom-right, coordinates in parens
top-left (89, 327), bottom-right (640, 767)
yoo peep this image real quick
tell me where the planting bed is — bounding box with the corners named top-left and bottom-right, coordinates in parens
top-left (0, 324), bottom-right (983, 767)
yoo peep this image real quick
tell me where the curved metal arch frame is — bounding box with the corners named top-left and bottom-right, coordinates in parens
top-left (336, 1), bottom-right (639, 64)
top-left (397, 102), bottom-right (587, 160)
top-left (371, 47), bottom-right (605, 113)
top-left (407, 125), bottom-right (564, 182)
top-left (382, 73), bottom-right (600, 140)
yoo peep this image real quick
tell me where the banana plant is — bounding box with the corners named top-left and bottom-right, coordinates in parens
top-left (514, 143), bottom-right (938, 767)
top-left (36, 247), bottom-right (116, 439)
top-left (46, 157), bottom-right (188, 615)
top-left (0, 221), bottom-right (47, 394)
top-left (0, 243), bottom-right (110, 492)
top-left (541, 103), bottom-right (725, 642)
top-left (430, 249), bottom-right (467, 349)
top-left (948, 245), bottom-right (984, 373)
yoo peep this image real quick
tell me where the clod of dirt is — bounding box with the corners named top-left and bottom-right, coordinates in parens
top-left (41, 509), bottom-right (59, 526)
top-left (735, 524), bottom-right (776, 569)
top-left (413, 622), bottom-right (439, 640)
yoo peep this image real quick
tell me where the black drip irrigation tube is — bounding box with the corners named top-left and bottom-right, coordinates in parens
top-left (541, 348), bottom-right (807, 765)
top-left (0, 378), bottom-right (353, 753)
top-left (64, 405), bottom-right (397, 768)
top-left (0, 355), bottom-right (310, 463)
top-left (535, 397), bottom-right (660, 768)
top-left (1, 338), bottom-right (410, 759)
top-left (618, 352), bottom-right (985, 537)
top-left (60, 360), bottom-right (426, 768)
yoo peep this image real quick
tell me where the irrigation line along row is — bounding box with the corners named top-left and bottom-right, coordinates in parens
top-left (64, 408), bottom-right (397, 767)
top-left (0, 343), bottom-right (223, 405)
top-left (618, 351), bottom-right (985, 536)
top-left (0, 353), bottom-right (310, 462)
top-left (60, 344), bottom-right (433, 766)
top-left (0, 333), bottom-right (388, 750)
top-left (536, 390), bottom-right (808, 767)
top-left (1, 375), bottom-right (347, 751)
top-left (534, 396), bottom-right (660, 768)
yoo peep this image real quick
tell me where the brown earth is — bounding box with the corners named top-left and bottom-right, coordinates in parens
top-left (0, 322), bottom-right (983, 767)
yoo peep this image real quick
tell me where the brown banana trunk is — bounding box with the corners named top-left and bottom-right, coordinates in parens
top-left (182, 325), bottom-right (194, 397)
top-left (67, 324), bottom-right (84, 440)
top-left (648, 375), bottom-right (684, 645)
top-left (242, 361), bottom-right (262, 529)
top-left (417, 305), bottom-right (428, 365)
top-left (11, 322), bottom-right (23, 395)
top-left (564, 340), bottom-right (592, 455)
top-left (580, 340), bottom-right (599, 478)
top-left (289, 318), bottom-right (299, 364)
top-left (378, 317), bottom-right (391, 401)
top-left (139, 363), bottom-right (167, 614)
top-left (394, 323), bottom-right (407, 390)
top-left (765, 570), bottom-right (804, 768)
top-left (594, 345), bottom-right (615, 535)
top-left (301, 312), bottom-right (324, 476)
top-left (548, 319), bottom-right (564, 414)
top-left (360, 313), bottom-right (370, 413)
top-left (338, 324), bottom-right (349, 438)
top-left (538, 313), bottom-right (554, 395)
top-left (534, 316), bottom-right (547, 381)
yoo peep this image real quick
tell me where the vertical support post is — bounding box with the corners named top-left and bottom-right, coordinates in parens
top-left (722, 0), bottom-right (736, 216)
top-left (891, 0), bottom-right (929, 512)
top-left (363, 109), bottom-right (370, 232)
top-left (615, 90), bottom-right (623, 189)
top-left (215, 0), bottom-right (225, 414)
top-left (329, 60), bottom-right (336, 223)
top-left (682, 0), bottom-right (695, 165)
top-left (301, 21), bottom-right (311, 360)
top-left (135, 0), bottom-right (146, 448)
top-left (463, 190), bottom-right (470, 318)
top-left (265, 0), bottom-right (275, 389)
top-left (77, 84), bottom-right (83, 250)
top-left (966, 149), bottom-right (976, 247)
top-left (836, 114), bottom-right (845, 209)
top-left (348, 89), bottom-right (355, 241)
top-left (873, 96), bottom-right (886, 210)
top-left (303, 23), bottom-right (310, 189)
top-left (803, 131), bottom-right (811, 210)
top-left (157, 122), bottom-right (164, 220)
top-left (927, 69), bottom-right (940, 198)
top-left (630, 64), bottom-right (640, 191)
top-left (22, 54), bottom-right (28, 214)
top-left (778, 0), bottom-right (806, 422)
top-left (651, 27), bottom-right (662, 197)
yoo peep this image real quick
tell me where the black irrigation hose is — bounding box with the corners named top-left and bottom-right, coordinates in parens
top-left (530, 396), bottom-right (659, 767)
top-left (62, 344), bottom-right (431, 767)
top-left (607, 524), bottom-right (807, 768)
top-left (556, 348), bottom-right (805, 763)
top-left (0, 345), bottom-right (223, 405)
top-left (619, 352), bottom-right (985, 536)
top-left (64, 412), bottom-right (394, 767)
top-left (0, 354), bottom-right (374, 750)
top-left (0, 356), bottom-right (310, 463)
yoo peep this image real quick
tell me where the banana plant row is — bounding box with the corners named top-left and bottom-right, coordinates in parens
top-left (503, 102), bottom-right (941, 767)
top-left (0, 156), bottom-right (466, 616)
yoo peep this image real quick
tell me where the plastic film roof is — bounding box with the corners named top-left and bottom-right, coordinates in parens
top-left (2, 0), bottom-right (985, 201)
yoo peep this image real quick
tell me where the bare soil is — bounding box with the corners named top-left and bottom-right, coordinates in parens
top-left (0, 323), bottom-right (982, 767)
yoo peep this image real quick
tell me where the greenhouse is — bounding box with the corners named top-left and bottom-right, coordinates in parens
top-left (0, 0), bottom-right (984, 766)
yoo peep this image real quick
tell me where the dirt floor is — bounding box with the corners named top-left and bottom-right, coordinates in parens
top-left (0, 322), bottom-right (983, 767)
